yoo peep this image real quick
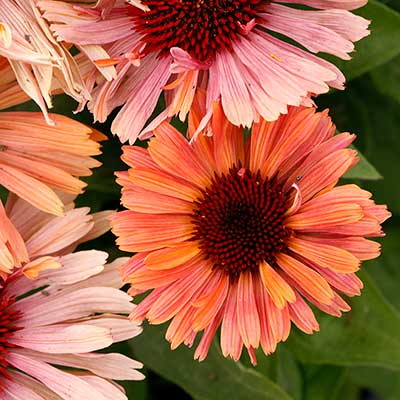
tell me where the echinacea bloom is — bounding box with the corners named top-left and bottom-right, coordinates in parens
top-left (39, 0), bottom-right (369, 143)
top-left (0, 194), bottom-right (144, 399)
top-left (0, 0), bottom-right (90, 124)
top-left (0, 111), bottom-right (104, 216)
top-left (112, 105), bottom-right (390, 364)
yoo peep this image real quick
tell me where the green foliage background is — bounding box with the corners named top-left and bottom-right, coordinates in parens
top-left (11, 1), bottom-right (400, 398)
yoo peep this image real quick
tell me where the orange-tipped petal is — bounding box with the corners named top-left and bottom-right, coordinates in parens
top-left (259, 261), bottom-right (296, 308)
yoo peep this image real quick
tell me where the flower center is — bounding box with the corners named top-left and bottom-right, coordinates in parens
top-left (191, 166), bottom-right (290, 278)
top-left (0, 284), bottom-right (20, 380)
top-left (128, 0), bottom-right (264, 62)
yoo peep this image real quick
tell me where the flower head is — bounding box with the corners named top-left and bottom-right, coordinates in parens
top-left (0, 0), bottom-right (90, 124)
top-left (111, 105), bottom-right (390, 364)
top-left (0, 111), bottom-right (105, 216)
top-left (40, 0), bottom-right (369, 142)
top-left (0, 194), bottom-right (144, 399)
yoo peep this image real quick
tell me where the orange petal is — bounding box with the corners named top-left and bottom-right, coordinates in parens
top-left (286, 203), bottom-right (363, 231)
top-left (259, 261), bottom-right (296, 308)
top-left (220, 284), bottom-right (243, 361)
top-left (288, 236), bottom-right (360, 273)
top-left (121, 184), bottom-right (193, 214)
top-left (150, 121), bottom-right (212, 187)
top-left (130, 261), bottom-right (194, 291)
top-left (145, 244), bottom-right (201, 270)
top-left (236, 271), bottom-right (260, 348)
top-left (277, 253), bottom-right (334, 305)
top-left (288, 293), bottom-right (319, 334)
top-left (94, 58), bottom-right (120, 67)
top-left (295, 149), bottom-right (357, 202)
top-left (147, 264), bottom-right (212, 324)
top-left (0, 164), bottom-right (64, 216)
top-left (112, 211), bottom-right (194, 252)
top-left (192, 272), bottom-right (229, 331)
top-left (129, 167), bottom-right (199, 202)
top-left (300, 236), bottom-right (381, 261)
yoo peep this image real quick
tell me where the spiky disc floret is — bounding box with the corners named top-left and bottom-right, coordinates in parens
top-left (129, 0), bottom-right (264, 61)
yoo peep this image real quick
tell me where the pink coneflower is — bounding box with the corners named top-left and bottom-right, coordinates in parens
top-left (0, 194), bottom-right (144, 399)
top-left (0, 111), bottom-right (104, 216)
top-left (39, 0), bottom-right (369, 143)
top-left (111, 105), bottom-right (390, 364)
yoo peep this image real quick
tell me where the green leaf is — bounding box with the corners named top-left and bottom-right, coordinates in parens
top-left (343, 147), bottom-right (382, 180)
top-left (303, 366), bottom-right (346, 400)
top-left (329, 1), bottom-right (400, 81)
top-left (341, 224), bottom-right (400, 400)
top-left (347, 366), bottom-right (400, 400)
top-left (371, 55), bottom-right (400, 104)
top-left (364, 223), bottom-right (400, 311)
top-left (120, 378), bottom-right (148, 400)
top-left (275, 349), bottom-right (303, 400)
top-left (252, 348), bottom-right (302, 400)
top-left (130, 324), bottom-right (292, 400)
top-left (286, 270), bottom-right (400, 370)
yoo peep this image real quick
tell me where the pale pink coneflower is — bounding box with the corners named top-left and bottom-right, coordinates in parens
top-left (111, 104), bottom-right (390, 364)
top-left (0, 111), bottom-right (105, 216)
top-left (0, 0), bottom-right (93, 124)
top-left (0, 194), bottom-right (144, 399)
top-left (39, 0), bottom-right (370, 143)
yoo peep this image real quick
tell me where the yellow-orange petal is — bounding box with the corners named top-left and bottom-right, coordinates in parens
top-left (259, 261), bottom-right (296, 309)
top-left (22, 256), bottom-right (61, 280)
top-left (94, 58), bottom-right (120, 67)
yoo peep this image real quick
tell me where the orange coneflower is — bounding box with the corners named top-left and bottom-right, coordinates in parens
top-left (112, 104), bottom-right (390, 364)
